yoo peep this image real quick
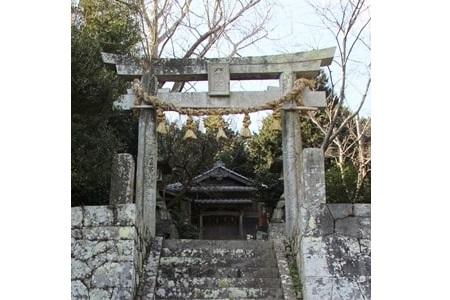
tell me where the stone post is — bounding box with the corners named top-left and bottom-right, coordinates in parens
top-left (297, 148), bottom-right (331, 239)
top-left (280, 72), bottom-right (304, 238)
top-left (135, 72), bottom-right (158, 240)
top-left (109, 153), bottom-right (135, 205)
top-left (302, 148), bottom-right (326, 207)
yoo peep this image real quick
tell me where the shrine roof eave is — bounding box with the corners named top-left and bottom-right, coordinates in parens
top-left (194, 199), bottom-right (253, 204)
top-left (193, 164), bottom-right (255, 186)
top-left (189, 186), bottom-right (258, 192)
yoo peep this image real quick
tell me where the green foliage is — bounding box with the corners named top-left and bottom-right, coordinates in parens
top-left (158, 118), bottom-right (253, 186)
top-left (248, 116), bottom-right (282, 173)
top-left (325, 161), bottom-right (370, 203)
top-left (79, 0), bottom-right (140, 54)
top-left (71, 0), bottom-right (139, 206)
top-left (247, 116), bottom-right (283, 209)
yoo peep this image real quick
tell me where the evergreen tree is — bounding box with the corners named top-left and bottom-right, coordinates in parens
top-left (71, 0), bottom-right (140, 206)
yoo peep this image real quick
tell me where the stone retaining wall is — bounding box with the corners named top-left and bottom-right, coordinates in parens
top-left (298, 204), bottom-right (371, 300)
top-left (294, 149), bottom-right (371, 300)
top-left (71, 204), bottom-right (138, 299)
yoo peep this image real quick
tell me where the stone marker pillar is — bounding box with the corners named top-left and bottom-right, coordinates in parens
top-left (280, 72), bottom-right (304, 238)
top-left (109, 153), bottom-right (135, 205)
top-left (302, 148), bottom-right (326, 207)
top-left (298, 148), bottom-right (329, 238)
top-left (135, 72), bottom-right (158, 239)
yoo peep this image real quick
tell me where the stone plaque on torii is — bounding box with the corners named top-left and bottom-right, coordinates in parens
top-left (102, 47), bottom-right (335, 239)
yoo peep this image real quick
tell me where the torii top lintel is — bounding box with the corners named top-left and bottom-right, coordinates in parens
top-left (101, 47), bottom-right (336, 81)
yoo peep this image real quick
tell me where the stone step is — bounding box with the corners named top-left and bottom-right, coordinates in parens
top-left (159, 255), bottom-right (277, 268)
top-left (156, 276), bottom-right (281, 290)
top-left (158, 266), bottom-right (280, 279)
top-left (154, 286), bottom-right (282, 299)
top-left (161, 246), bottom-right (268, 259)
top-left (162, 239), bottom-right (273, 251)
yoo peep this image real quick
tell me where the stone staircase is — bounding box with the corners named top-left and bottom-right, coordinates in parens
top-left (154, 239), bottom-right (284, 299)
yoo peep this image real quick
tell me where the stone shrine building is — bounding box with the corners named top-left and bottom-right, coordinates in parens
top-left (166, 161), bottom-right (261, 239)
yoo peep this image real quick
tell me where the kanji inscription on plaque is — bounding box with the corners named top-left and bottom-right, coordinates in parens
top-left (207, 62), bottom-right (230, 96)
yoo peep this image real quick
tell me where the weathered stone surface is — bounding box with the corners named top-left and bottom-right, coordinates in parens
top-left (71, 259), bottom-right (92, 280)
top-left (302, 148), bottom-right (326, 207)
top-left (273, 239), bottom-right (296, 300)
top-left (294, 148), bottom-right (371, 300)
top-left (302, 277), bottom-right (333, 300)
top-left (72, 229), bottom-right (82, 239)
top-left (103, 47), bottom-right (336, 80)
top-left (327, 203), bottom-right (353, 219)
top-left (111, 287), bottom-right (133, 300)
top-left (353, 204), bottom-right (371, 217)
top-left (117, 88), bottom-right (325, 111)
top-left (299, 234), bottom-right (371, 299)
top-left (81, 226), bottom-right (136, 241)
top-left (159, 254), bottom-right (276, 268)
top-left (83, 206), bottom-right (114, 227)
top-left (155, 286), bottom-right (281, 299)
top-left (71, 205), bottom-right (138, 299)
top-left (71, 280), bottom-right (89, 298)
top-left (116, 240), bottom-right (135, 257)
top-left (116, 204), bottom-right (136, 226)
top-left (268, 223), bottom-right (286, 240)
top-left (154, 239), bottom-right (283, 299)
top-left (137, 237), bottom-right (163, 299)
top-left (135, 77), bottom-right (158, 243)
top-left (73, 204), bottom-right (136, 229)
top-left (332, 277), bottom-right (365, 300)
top-left (300, 237), bottom-right (331, 278)
top-left (325, 236), bottom-right (370, 279)
top-left (357, 275), bottom-right (371, 298)
top-left (156, 276), bottom-right (280, 289)
top-left (109, 153), bottom-right (135, 205)
top-left (303, 276), bottom-right (367, 300)
top-left (89, 288), bottom-right (111, 299)
top-left (335, 217), bottom-right (371, 239)
top-left (91, 261), bottom-right (135, 288)
top-left (359, 239), bottom-right (371, 256)
top-left (299, 204), bottom-right (334, 237)
top-left (72, 207), bottom-right (83, 228)
top-left (207, 62), bottom-right (230, 96)
top-left (281, 71), bottom-right (302, 238)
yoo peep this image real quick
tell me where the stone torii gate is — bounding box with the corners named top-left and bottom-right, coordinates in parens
top-left (102, 47), bottom-right (335, 241)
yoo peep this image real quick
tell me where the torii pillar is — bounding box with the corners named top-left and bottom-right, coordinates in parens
top-left (281, 72), bottom-right (304, 238)
top-left (135, 72), bottom-right (158, 239)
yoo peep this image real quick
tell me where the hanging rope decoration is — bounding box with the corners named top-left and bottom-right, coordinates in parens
top-left (271, 108), bottom-right (283, 131)
top-left (240, 112), bottom-right (252, 138)
top-left (183, 114), bottom-right (197, 140)
top-left (132, 77), bottom-right (315, 136)
top-left (156, 108), bottom-right (168, 134)
top-left (216, 116), bottom-right (227, 141)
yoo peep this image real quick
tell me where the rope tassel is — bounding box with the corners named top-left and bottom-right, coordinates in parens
top-left (156, 109), bottom-right (168, 134)
top-left (183, 115), bottom-right (197, 140)
top-left (271, 109), bottom-right (282, 131)
top-left (240, 112), bottom-right (252, 138)
top-left (216, 117), bottom-right (227, 141)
